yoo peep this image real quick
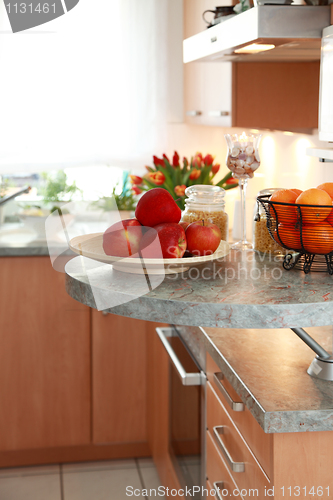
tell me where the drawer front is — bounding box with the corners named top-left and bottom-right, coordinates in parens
top-left (207, 353), bottom-right (272, 478)
top-left (207, 382), bottom-right (270, 498)
top-left (206, 431), bottom-right (243, 499)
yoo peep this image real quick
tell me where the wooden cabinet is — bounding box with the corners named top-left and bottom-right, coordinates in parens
top-left (91, 311), bottom-right (148, 452)
top-left (206, 352), bottom-right (333, 499)
top-left (0, 257), bottom-right (91, 456)
top-left (183, 1), bottom-right (320, 131)
top-left (0, 257), bottom-right (150, 467)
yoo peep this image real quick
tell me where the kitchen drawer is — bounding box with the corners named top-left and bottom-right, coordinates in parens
top-left (207, 383), bottom-right (270, 497)
top-left (206, 431), bottom-right (243, 499)
top-left (206, 353), bottom-right (272, 478)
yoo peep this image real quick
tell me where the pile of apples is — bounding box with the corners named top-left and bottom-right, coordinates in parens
top-left (103, 188), bottom-right (222, 259)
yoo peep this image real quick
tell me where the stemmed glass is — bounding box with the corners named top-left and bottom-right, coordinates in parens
top-left (224, 132), bottom-right (262, 251)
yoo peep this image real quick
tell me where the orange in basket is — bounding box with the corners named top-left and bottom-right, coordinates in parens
top-left (274, 223), bottom-right (302, 250)
top-left (302, 223), bottom-right (333, 255)
top-left (290, 188), bottom-right (303, 197)
top-left (296, 188), bottom-right (332, 224)
top-left (269, 189), bottom-right (298, 224)
top-left (317, 182), bottom-right (333, 200)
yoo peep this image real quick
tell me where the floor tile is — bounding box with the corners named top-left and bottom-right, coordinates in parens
top-left (139, 466), bottom-right (165, 499)
top-left (0, 464), bottom-right (60, 478)
top-left (137, 457), bottom-right (155, 469)
top-left (62, 458), bottom-right (136, 473)
top-left (63, 467), bottom-right (146, 500)
top-left (0, 474), bottom-right (61, 500)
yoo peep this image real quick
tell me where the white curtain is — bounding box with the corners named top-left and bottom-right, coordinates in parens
top-left (0, 0), bottom-right (171, 173)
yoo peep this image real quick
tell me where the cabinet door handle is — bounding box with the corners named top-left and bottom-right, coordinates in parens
top-left (213, 426), bottom-right (245, 473)
top-left (186, 110), bottom-right (202, 116)
top-left (208, 111), bottom-right (230, 117)
top-left (213, 482), bottom-right (225, 500)
top-left (214, 372), bottom-right (244, 412)
top-left (156, 328), bottom-right (203, 386)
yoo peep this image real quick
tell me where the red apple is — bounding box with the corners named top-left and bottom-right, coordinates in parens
top-left (135, 188), bottom-right (181, 227)
top-left (185, 220), bottom-right (221, 256)
top-left (140, 223), bottom-right (186, 259)
top-left (179, 221), bottom-right (190, 231)
top-left (103, 218), bottom-right (143, 257)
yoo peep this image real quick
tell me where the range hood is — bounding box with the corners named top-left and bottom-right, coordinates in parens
top-left (183, 5), bottom-right (331, 63)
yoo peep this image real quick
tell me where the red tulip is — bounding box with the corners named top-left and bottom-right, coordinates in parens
top-left (148, 171), bottom-right (166, 185)
top-left (130, 175), bottom-right (143, 185)
top-left (163, 154), bottom-right (170, 163)
top-left (211, 164), bottom-right (220, 175)
top-left (189, 169), bottom-right (201, 180)
top-left (132, 185), bottom-right (142, 195)
top-left (153, 155), bottom-right (165, 168)
top-left (226, 176), bottom-right (238, 185)
top-left (204, 154), bottom-right (214, 166)
top-left (192, 156), bottom-right (202, 169)
top-left (174, 185), bottom-right (186, 197)
top-left (172, 151), bottom-right (180, 167)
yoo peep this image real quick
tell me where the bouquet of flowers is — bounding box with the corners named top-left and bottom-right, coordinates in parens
top-left (130, 152), bottom-right (238, 210)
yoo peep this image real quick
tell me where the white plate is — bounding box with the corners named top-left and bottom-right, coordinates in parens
top-left (69, 233), bottom-right (230, 274)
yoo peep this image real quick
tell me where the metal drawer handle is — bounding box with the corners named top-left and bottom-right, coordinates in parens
top-left (213, 482), bottom-right (225, 500)
top-left (186, 110), bottom-right (202, 116)
top-left (156, 328), bottom-right (203, 386)
top-left (208, 111), bottom-right (230, 117)
top-left (214, 372), bottom-right (244, 412)
top-left (213, 426), bottom-right (245, 473)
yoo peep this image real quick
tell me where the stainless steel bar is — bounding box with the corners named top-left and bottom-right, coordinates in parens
top-left (213, 373), bottom-right (244, 412)
top-left (291, 328), bottom-right (331, 360)
top-left (155, 327), bottom-right (203, 386)
top-left (213, 482), bottom-right (225, 500)
top-left (213, 426), bottom-right (245, 473)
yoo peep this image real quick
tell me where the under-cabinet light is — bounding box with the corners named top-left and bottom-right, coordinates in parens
top-left (234, 43), bottom-right (275, 54)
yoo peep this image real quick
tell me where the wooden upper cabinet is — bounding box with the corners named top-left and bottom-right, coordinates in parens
top-left (183, 1), bottom-right (320, 131)
top-left (0, 257), bottom-right (91, 452)
top-left (233, 61), bottom-right (320, 132)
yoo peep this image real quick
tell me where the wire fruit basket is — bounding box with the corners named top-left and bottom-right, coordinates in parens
top-left (256, 194), bottom-right (333, 274)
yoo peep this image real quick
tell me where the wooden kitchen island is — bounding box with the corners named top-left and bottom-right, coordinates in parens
top-left (65, 250), bottom-right (333, 499)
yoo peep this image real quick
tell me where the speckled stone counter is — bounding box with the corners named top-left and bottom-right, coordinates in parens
top-left (175, 324), bottom-right (333, 434)
top-left (65, 251), bottom-right (333, 433)
top-left (65, 250), bottom-right (333, 328)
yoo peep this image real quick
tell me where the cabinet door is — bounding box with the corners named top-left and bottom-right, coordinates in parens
top-left (91, 312), bottom-right (147, 445)
top-left (233, 62), bottom-right (320, 131)
top-left (0, 257), bottom-right (91, 451)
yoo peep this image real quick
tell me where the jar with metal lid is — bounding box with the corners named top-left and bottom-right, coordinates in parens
top-left (181, 185), bottom-right (228, 241)
top-left (253, 188), bottom-right (287, 254)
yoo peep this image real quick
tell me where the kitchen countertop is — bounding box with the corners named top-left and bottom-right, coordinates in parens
top-left (65, 250), bottom-right (333, 329)
top-left (176, 324), bottom-right (333, 434)
top-left (0, 221), bottom-right (108, 257)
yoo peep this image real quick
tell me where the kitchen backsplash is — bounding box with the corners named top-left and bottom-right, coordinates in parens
top-left (166, 123), bottom-right (332, 235)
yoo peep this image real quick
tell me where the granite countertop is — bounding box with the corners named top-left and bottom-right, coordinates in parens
top-left (65, 250), bottom-right (333, 328)
top-left (176, 324), bottom-right (333, 434)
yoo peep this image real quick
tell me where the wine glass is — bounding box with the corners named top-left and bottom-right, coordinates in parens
top-left (224, 132), bottom-right (262, 251)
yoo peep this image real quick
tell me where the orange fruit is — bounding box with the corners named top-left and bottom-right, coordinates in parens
top-left (274, 223), bottom-right (301, 250)
top-left (301, 223), bottom-right (333, 255)
top-left (269, 189), bottom-right (298, 224)
top-left (317, 182), bottom-right (333, 200)
top-left (296, 188), bottom-right (332, 224)
top-left (290, 188), bottom-right (303, 197)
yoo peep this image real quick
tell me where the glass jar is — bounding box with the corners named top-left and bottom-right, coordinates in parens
top-left (181, 185), bottom-right (228, 241)
top-left (253, 188), bottom-right (286, 254)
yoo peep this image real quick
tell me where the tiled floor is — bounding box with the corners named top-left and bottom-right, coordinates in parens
top-left (0, 458), bottom-right (164, 500)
